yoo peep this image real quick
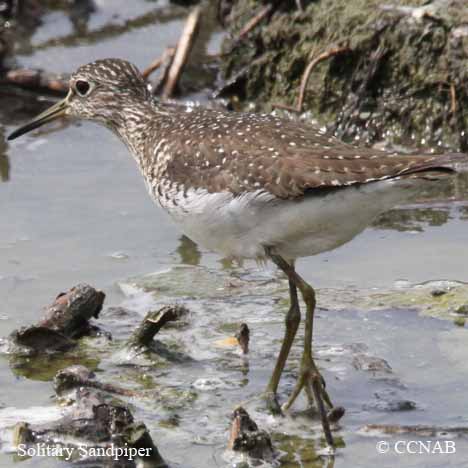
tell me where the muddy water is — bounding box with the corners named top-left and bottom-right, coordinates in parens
top-left (1, 1), bottom-right (468, 467)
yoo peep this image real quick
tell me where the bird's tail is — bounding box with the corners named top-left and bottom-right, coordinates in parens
top-left (400, 152), bottom-right (467, 181)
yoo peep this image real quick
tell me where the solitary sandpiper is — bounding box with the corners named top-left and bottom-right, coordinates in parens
top-left (8, 58), bottom-right (465, 448)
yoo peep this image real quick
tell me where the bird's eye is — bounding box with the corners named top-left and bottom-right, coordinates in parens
top-left (75, 80), bottom-right (91, 96)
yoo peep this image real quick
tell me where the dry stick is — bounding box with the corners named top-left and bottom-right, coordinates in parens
top-left (55, 366), bottom-right (135, 397)
top-left (162, 6), bottom-right (201, 99)
top-left (450, 83), bottom-right (457, 115)
top-left (237, 3), bottom-right (273, 40)
top-left (153, 52), bottom-right (176, 96)
top-left (2, 68), bottom-right (69, 95)
top-left (128, 305), bottom-right (188, 348)
top-left (235, 323), bottom-right (250, 354)
top-left (141, 47), bottom-right (176, 81)
top-left (273, 46), bottom-right (350, 113)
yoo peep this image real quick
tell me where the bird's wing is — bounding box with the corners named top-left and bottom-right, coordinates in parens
top-left (161, 109), bottom-right (464, 199)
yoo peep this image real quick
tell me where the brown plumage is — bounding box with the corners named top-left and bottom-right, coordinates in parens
top-left (146, 103), bottom-right (463, 199)
top-left (9, 58), bottom-right (463, 201)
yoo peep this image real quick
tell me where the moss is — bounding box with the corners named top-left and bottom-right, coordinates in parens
top-left (220, 0), bottom-right (468, 151)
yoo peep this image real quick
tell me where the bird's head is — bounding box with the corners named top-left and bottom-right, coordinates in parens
top-left (8, 58), bottom-right (151, 141)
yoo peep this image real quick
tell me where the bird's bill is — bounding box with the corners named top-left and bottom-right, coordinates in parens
top-left (7, 92), bottom-right (71, 141)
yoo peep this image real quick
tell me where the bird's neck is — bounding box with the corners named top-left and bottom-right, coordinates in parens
top-left (108, 100), bottom-right (170, 185)
top-left (107, 100), bottom-right (152, 156)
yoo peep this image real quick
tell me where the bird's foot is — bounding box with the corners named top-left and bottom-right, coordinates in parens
top-left (282, 356), bottom-right (331, 410)
top-left (282, 356), bottom-right (344, 447)
top-left (261, 389), bottom-right (283, 415)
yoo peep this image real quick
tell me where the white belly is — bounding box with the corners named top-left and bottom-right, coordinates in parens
top-left (155, 178), bottom-right (425, 261)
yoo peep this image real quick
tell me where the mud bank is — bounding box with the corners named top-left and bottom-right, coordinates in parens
top-left (220, 0), bottom-right (468, 151)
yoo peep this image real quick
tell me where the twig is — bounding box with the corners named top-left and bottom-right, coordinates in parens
top-left (271, 103), bottom-right (300, 112)
top-left (213, 54), bottom-right (269, 98)
top-left (273, 46), bottom-right (350, 113)
top-left (2, 69), bottom-right (69, 95)
top-left (128, 305), bottom-right (188, 348)
top-left (54, 366), bottom-right (135, 397)
top-left (162, 6), bottom-right (201, 99)
top-left (237, 4), bottom-right (273, 40)
top-left (152, 53), bottom-right (176, 96)
top-left (235, 323), bottom-right (250, 354)
top-left (450, 83), bottom-right (457, 115)
top-left (141, 47), bottom-right (176, 81)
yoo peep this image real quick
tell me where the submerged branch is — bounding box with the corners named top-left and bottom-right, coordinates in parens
top-left (128, 305), bottom-right (188, 348)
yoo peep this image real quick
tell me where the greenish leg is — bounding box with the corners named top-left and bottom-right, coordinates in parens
top-left (267, 249), bottom-right (337, 447)
top-left (264, 274), bottom-right (300, 414)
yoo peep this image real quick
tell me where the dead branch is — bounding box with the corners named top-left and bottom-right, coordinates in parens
top-left (162, 6), bottom-right (201, 99)
top-left (235, 323), bottom-right (250, 354)
top-left (38, 284), bottom-right (105, 337)
top-left (237, 4), bottom-right (273, 40)
top-left (128, 305), bottom-right (188, 348)
top-left (273, 46), bottom-right (350, 113)
top-left (9, 284), bottom-right (105, 353)
top-left (213, 54), bottom-right (270, 98)
top-left (142, 47), bottom-right (176, 81)
top-left (2, 68), bottom-right (69, 95)
top-left (450, 83), bottom-right (457, 114)
top-left (152, 53), bottom-right (176, 95)
top-left (54, 365), bottom-right (135, 397)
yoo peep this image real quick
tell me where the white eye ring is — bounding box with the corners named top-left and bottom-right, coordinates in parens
top-left (75, 80), bottom-right (91, 96)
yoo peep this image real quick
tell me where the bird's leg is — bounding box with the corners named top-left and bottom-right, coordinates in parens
top-left (266, 249), bottom-right (336, 447)
top-left (264, 275), bottom-right (300, 414)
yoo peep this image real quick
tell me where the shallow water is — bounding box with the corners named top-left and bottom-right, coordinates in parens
top-left (1, 1), bottom-right (468, 467)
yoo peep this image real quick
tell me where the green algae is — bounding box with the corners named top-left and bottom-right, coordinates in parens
top-left (318, 280), bottom-right (468, 320)
top-left (121, 265), bottom-right (284, 300)
top-left (126, 265), bottom-right (468, 321)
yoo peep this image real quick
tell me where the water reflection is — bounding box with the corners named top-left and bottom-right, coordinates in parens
top-left (373, 171), bottom-right (468, 232)
top-left (374, 208), bottom-right (451, 232)
top-left (177, 235), bottom-right (201, 265)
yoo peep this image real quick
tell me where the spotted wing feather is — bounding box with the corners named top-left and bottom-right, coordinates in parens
top-left (152, 106), bottom-right (463, 199)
